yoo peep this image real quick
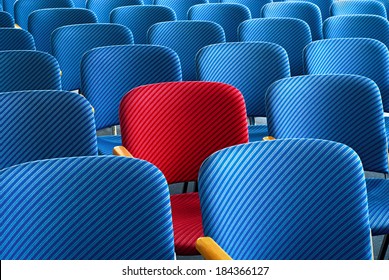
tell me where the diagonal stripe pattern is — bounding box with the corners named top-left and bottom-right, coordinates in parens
top-left (0, 28), bottom-right (35, 50)
top-left (0, 11), bottom-right (15, 27)
top-left (86, 0), bottom-right (142, 23)
top-left (330, 0), bottom-right (387, 18)
top-left (153, 0), bottom-right (208, 20)
top-left (220, 0), bottom-right (272, 18)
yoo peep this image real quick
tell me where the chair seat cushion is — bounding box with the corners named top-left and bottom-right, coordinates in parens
top-left (366, 178), bottom-right (389, 235)
top-left (170, 192), bottom-right (204, 255)
top-left (97, 135), bottom-right (122, 155)
top-left (248, 124), bottom-right (268, 142)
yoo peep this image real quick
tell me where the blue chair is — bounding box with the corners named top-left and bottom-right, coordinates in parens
top-left (330, 0), bottom-right (387, 18)
top-left (262, 1), bottom-right (323, 40)
top-left (376, 0), bottom-right (389, 18)
top-left (153, 0), bottom-right (208, 20)
top-left (197, 138), bottom-right (373, 259)
top-left (265, 74), bottom-right (389, 259)
top-left (28, 8), bottom-right (98, 53)
top-left (3, 0), bottom-right (16, 16)
top-left (188, 3), bottom-right (251, 42)
top-left (0, 90), bottom-right (97, 170)
top-left (80, 45), bottom-right (182, 155)
top-left (0, 28), bottom-right (35, 50)
top-left (14, 0), bottom-right (74, 29)
top-left (51, 23), bottom-right (133, 91)
top-left (0, 10), bottom-right (14, 27)
top-left (111, 5), bottom-right (176, 44)
top-left (323, 15), bottom-right (389, 48)
top-left (148, 20), bottom-right (225, 81)
top-left (0, 50), bottom-right (61, 92)
top-left (196, 42), bottom-right (290, 141)
top-left (286, 0), bottom-right (333, 21)
top-left (1, 156), bottom-right (174, 260)
top-left (73, 0), bottom-right (87, 8)
top-left (220, 0), bottom-right (271, 18)
top-left (86, 0), bottom-right (142, 23)
top-left (238, 18), bottom-right (312, 76)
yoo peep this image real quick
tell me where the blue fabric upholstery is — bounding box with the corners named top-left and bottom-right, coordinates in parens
top-left (73, 0), bottom-right (87, 8)
top-left (1, 156), bottom-right (174, 259)
top-left (238, 18), bottom-right (312, 76)
top-left (153, 0), bottom-right (208, 20)
top-left (199, 138), bottom-right (373, 259)
top-left (366, 179), bottom-right (389, 235)
top-left (248, 124), bottom-right (268, 142)
top-left (262, 1), bottom-right (323, 40)
top-left (0, 90), bottom-right (97, 170)
top-left (86, 0), bottom-right (142, 23)
top-left (323, 15), bottom-right (389, 47)
top-left (0, 11), bottom-right (14, 27)
top-left (286, 0), bottom-right (333, 20)
top-left (110, 5), bottom-right (176, 44)
top-left (330, 0), bottom-right (387, 18)
top-left (220, 0), bottom-right (271, 18)
top-left (0, 50), bottom-right (61, 92)
top-left (0, 28), bottom-right (35, 50)
top-left (28, 8), bottom-right (98, 53)
top-left (148, 20), bottom-right (225, 81)
top-left (3, 0), bottom-right (15, 16)
top-left (52, 23), bottom-right (133, 90)
top-left (188, 3), bottom-right (251, 42)
top-left (266, 74), bottom-right (388, 173)
top-left (196, 42), bottom-right (290, 118)
top-left (376, 0), bottom-right (389, 18)
top-left (14, 0), bottom-right (74, 29)
top-left (96, 135), bottom-right (122, 155)
top-left (303, 38), bottom-right (389, 112)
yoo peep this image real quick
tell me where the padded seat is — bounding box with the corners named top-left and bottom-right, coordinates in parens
top-left (248, 124), bottom-right (268, 142)
top-left (97, 135), bottom-right (122, 155)
top-left (366, 179), bottom-right (389, 235)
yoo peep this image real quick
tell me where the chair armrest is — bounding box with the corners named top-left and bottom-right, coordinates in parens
top-left (113, 146), bottom-right (134, 157)
top-left (196, 237), bottom-right (232, 260)
top-left (263, 136), bottom-right (276, 141)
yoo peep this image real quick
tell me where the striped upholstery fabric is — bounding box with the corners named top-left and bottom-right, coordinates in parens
top-left (0, 50), bottom-right (61, 92)
top-left (0, 10), bottom-right (14, 27)
top-left (303, 38), bottom-right (389, 112)
top-left (73, 0), bottom-right (87, 8)
top-left (3, 0), bottom-right (15, 16)
top-left (220, 0), bottom-right (272, 18)
top-left (287, 0), bottom-right (333, 20)
top-left (199, 139), bottom-right (373, 260)
top-left (262, 1), bottom-right (323, 40)
top-left (153, 0), bottom-right (208, 20)
top-left (376, 0), bottom-right (389, 18)
top-left (110, 5), bottom-right (176, 44)
top-left (119, 81), bottom-right (248, 254)
top-left (14, 0), bottom-right (74, 29)
top-left (0, 90), bottom-right (97, 170)
top-left (323, 15), bottom-right (389, 47)
top-left (239, 18), bottom-right (311, 76)
top-left (188, 3), bottom-right (251, 42)
top-left (28, 8), bottom-right (98, 53)
top-left (52, 23), bottom-right (133, 90)
top-left (86, 0), bottom-right (142, 23)
top-left (81, 45), bottom-right (182, 154)
top-left (1, 156), bottom-right (175, 260)
top-left (148, 21), bottom-right (225, 81)
top-left (330, 0), bottom-right (387, 18)
top-left (365, 179), bottom-right (389, 235)
top-left (0, 28), bottom-right (35, 50)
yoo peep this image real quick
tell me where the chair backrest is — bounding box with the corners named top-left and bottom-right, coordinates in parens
top-left (196, 42), bottom-right (290, 117)
top-left (239, 18), bottom-right (311, 76)
top-left (286, 0), bottom-right (333, 20)
top-left (188, 3), bottom-right (251, 42)
top-left (3, 0), bottom-right (16, 16)
top-left (86, 0), bottom-right (142, 23)
top-left (262, 1), bottom-right (323, 40)
top-left (52, 23), bottom-right (133, 90)
top-left (220, 0), bottom-right (271, 18)
top-left (0, 10), bottom-right (14, 27)
top-left (0, 28), bottom-right (35, 50)
top-left (110, 5), bottom-right (176, 44)
top-left (330, 0), bottom-right (387, 18)
top-left (0, 90), bottom-right (98, 170)
top-left (0, 50), bottom-right (61, 92)
top-left (323, 15), bottom-right (389, 48)
top-left (81, 45), bottom-right (182, 130)
top-left (376, 0), bottom-right (389, 18)
top-left (73, 0), bottom-right (86, 8)
top-left (119, 81), bottom-right (248, 184)
top-left (148, 21), bottom-right (225, 81)
top-left (153, 0), bottom-right (208, 20)
top-left (303, 38), bottom-right (389, 112)
top-left (1, 156), bottom-right (174, 260)
top-left (266, 74), bottom-right (388, 173)
top-left (28, 8), bottom-right (98, 53)
top-left (199, 138), bottom-right (373, 259)
top-left (14, 0), bottom-right (74, 29)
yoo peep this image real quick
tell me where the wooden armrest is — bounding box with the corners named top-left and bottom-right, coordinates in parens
top-left (196, 237), bottom-right (232, 260)
top-left (263, 136), bottom-right (276, 141)
top-left (113, 146), bottom-right (133, 157)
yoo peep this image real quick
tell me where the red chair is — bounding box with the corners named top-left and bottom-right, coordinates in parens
top-left (114, 81), bottom-right (248, 255)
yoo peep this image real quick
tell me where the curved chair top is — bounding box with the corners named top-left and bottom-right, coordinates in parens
top-left (86, 0), bottom-right (142, 23)
top-left (220, 0), bottom-right (272, 18)
top-left (153, 0), bottom-right (209, 20)
top-left (330, 0), bottom-right (387, 18)
top-left (0, 28), bottom-right (35, 50)
top-left (0, 10), bottom-right (14, 27)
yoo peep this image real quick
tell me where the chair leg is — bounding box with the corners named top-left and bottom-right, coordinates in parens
top-left (183, 182), bottom-right (188, 193)
top-left (194, 181), bottom-right (198, 192)
top-left (378, 234), bottom-right (388, 260)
